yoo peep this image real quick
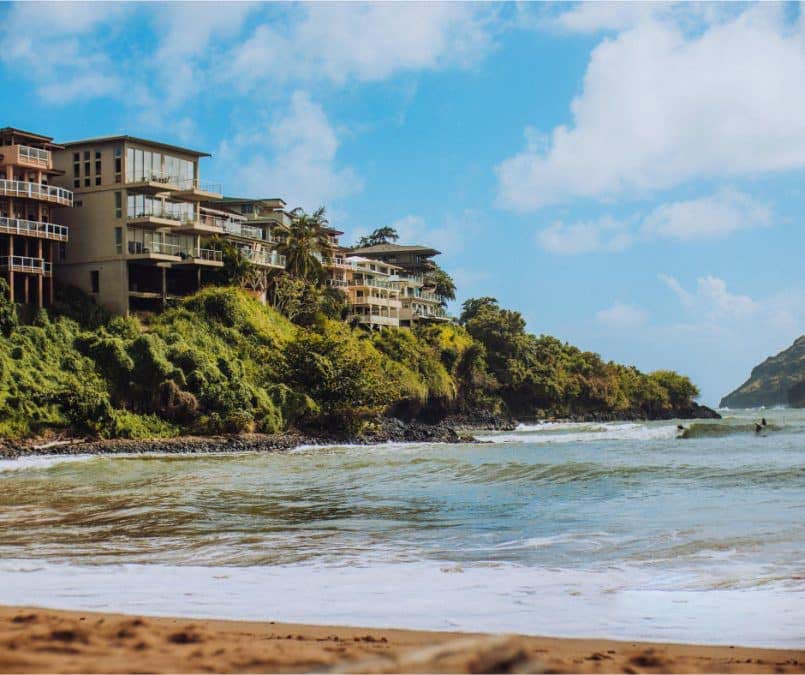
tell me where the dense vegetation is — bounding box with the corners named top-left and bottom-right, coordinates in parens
top-left (0, 280), bottom-right (700, 441)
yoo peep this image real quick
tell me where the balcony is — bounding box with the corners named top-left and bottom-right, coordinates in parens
top-left (222, 220), bottom-right (279, 242)
top-left (127, 239), bottom-right (180, 261)
top-left (349, 277), bottom-right (395, 289)
top-left (173, 247), bottom-right (224, 267)
top-left (0, 179), bottom-right (73, 206)
top-left (169, 178), bottom-right (223, 201)
top-left (125, 171), bottom-right (183, 194)
top-left (241, 249), bottom-right (286, 269)
top-left (0, 217), bottom-right (68, 241)
top-left (326, 279), bottom-right (350, 288)
top-left (0, 256), bottom-right (52, 275)
top-left (352, 313), bottom-right (399, 327)
top-left (1, 144), bottom-right (51, 169)
top-left (322, 257), bottom-right (357, 269)
top-left (173, 213), bottom-right (227, 235)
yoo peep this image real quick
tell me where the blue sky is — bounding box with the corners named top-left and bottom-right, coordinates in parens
top-left (2, 1), bottom-right (804, 405)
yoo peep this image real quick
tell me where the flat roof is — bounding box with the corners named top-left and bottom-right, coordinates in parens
top-left (59, 135), bottom-right (210, 157)
top-left (351, 243), bottom-right (441, 256)
top-left (218, 196), bottom-right (287, 206)
top-left (0, 127), bottom-right (63, 149)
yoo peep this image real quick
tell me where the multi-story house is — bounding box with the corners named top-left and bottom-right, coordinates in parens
top-left (345, 256), bottom-right (401, 329)
top-left (351, 243), bottom-right (449, 326)
top-left (202, 197), bottom-right (288, 302)
top-left (51, 136), bottom-right (224, 315)
top-left (0, 127), bottom-right (71, 309)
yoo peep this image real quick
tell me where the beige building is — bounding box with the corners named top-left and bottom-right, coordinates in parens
top-left (0, 127), bottom-right (71, 309)
top-left (202, 197), bottom-right (288, 302)
top-left (51, 136), bottom-right (223, 315)
top-left (351, 244), bottom-right (449, 326)
top-left (345, 256), bottom-right (401, 329)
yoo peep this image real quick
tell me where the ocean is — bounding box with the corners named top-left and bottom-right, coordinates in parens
top-left (0, 408), bottom-right (803, 648)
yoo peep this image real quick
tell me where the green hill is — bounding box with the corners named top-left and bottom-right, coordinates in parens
top-left (720, 336), bottom-right (805, 408)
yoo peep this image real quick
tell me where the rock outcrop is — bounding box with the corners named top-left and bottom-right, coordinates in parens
top-left (720, 336), bottom-right (805, 408)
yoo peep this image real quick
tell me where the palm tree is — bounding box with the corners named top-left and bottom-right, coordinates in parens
top-left (279, 206), bottom-right (331, 283)
top-left (356, 226), bottom-right (399, 248)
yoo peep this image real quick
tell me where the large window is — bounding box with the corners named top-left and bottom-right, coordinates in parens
top-left (127, 194), bottom-right (194, 222)
top-left (125, 147), bottom-right (194, 185)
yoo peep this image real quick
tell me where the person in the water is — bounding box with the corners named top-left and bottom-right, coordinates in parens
top-left (761, 417), bottom-right (767, 427)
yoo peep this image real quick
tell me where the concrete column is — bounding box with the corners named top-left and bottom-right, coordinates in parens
top-left (37, 239), bottom-right (43, 308)
top-left (8, 235), bottom-right (13, 302)
top-left (161, 267), bottom-right (167, 309)
top-left (197, 267), bottom-right (202, 290)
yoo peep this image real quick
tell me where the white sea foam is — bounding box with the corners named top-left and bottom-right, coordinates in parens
top-left (0, 558), bottom-right (800, 648)
top-left (0, 454), bottom-right (96, 473)
top-left (477, 423), bottom-right (679, 444)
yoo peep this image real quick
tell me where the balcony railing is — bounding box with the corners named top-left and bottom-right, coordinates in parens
top-left (349, 277), bottom-right (396, 289)
top-left (176, 178), bottom-right (222, 194)
top-left (322, 257), bottom-right (357, 269)
top-left (18, 145), bottom-right (51, 167)
top-left (243, 249), bottom-right (286, 267)
top-left (0, 255), bottom-right (51, 274)
top-left (127, 171), bottom-right (180, 187)
top-left (327, 279), bottom-right (350, 288)
top-left (222, 220), bottom-right (279, 242)
top-left (197, 248), bottom-right (223, 262)
top-left (0, 217), bottom-right (68, 241)
top-left (0, 179), bottom-right (73, 206)
top-left (128, 240), bottom-right (179, 256)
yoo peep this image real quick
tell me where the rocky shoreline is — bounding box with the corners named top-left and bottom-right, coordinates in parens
top-left (0, 404), bottom-right (721, 461)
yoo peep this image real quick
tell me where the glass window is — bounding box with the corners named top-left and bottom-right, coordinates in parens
top-left (114, 227), bottom-right (123, 255)
top-left (95, 150), bottom-right (101, 160)
top-left (72, 152), bottom-right (79, 162)
top-left (114, 192), bottom-right (122, 218)
top-left (83, 151), bottom-right (90, 161)
top-left (90, 270), bottom-right (99, 293)
top-left (95, 160), bottom-right (101, 174)
top-left (95, 176), bottom-right (101, 186)
top-left (72, 163), bottom-right (79, 178)
top-left (126, 147), bottom-right (134, 182)
top-left (84, 177), bottom-right (90, 187)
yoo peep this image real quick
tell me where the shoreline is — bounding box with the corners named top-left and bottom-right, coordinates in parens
top-left (0, 606), bottom-right (802, 674)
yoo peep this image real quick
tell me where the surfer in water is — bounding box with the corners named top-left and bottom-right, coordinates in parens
top-left (755, 418), bottom-right (768, 434)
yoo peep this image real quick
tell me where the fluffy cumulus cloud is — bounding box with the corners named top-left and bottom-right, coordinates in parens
top-left (226, 2), bottom-right (497, 90)
top-left (497, 4), bottom-right (805, 210)
top-left (535, 189), bottom-right (771, 254)
top-left (536, 216), bottom-right (632, 255)
top-left (217, 91), bottom-right (362, 210)
top-left (659, 274), bottom-right (758, 318)
top-left (596, 302), bottom-right (647, 329)
top-left (641, 188), bottom-right (772, 241)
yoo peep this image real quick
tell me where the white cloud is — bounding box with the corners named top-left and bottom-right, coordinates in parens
top-left (536, 189), bottom-right (772, 255)
top-left (497, 4), bottom-right (805, 210)
top-left (641, 188), bottom-right (772, 241)
top-left (217, 91), bottom-right (362, 211)
top-left (536, 215), bottom-right (632, 254)
top-left (596, 302), bottom-right (647, 328)
top-left (226, 3), bottom-right (497, 90)
top-left (659, 274), bottom-right (758, 318)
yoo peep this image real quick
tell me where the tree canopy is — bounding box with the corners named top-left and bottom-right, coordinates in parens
top-left (356, 226), bottom-right (399, 248)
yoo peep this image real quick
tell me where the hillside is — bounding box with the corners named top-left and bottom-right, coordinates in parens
top-left (720, 336), bottom-right (805, 408)
top-left (0, 286), bottom-right (707, 441)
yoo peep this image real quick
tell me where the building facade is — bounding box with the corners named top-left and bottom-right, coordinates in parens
top-left (345, 256), bottom-right (402, 329)
top-left (0, 128), bottom-right (71, 309)
top-left (203, 197), bottom-right (288, 302)
top-left (351, 244), bottom-right (449, 326)
top-left (51, 136), bottom-right (224, 315)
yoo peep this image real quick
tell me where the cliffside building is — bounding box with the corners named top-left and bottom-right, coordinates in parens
top-left (51, 136), bottom-right (224, 315)
top-left (0, 127), bottom-right (71, 309)
top-left (351, 243), bottom-right (449, 326)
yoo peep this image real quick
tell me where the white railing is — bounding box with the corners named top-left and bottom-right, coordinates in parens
top-left (176, 178), bottom-right (222, 194)
top-left (0, 255), bottom-right (51, 274)
top-left (244, 250), bottom-right (286, 267)
top-left (198, 248), bottom-right (222, 262)
top-left (127, 171), bottom-right (180, 186)
top-left (18, 145), bottom-right (51, 166)
top-left (222, 220), bottom-right (272, 241)
top-left (323, 257), bottom-right (357, 269)
top-left (327, 279), bottom-right (349, 288)
top-left (350, 277), bottom-right (395, 289)
top-left (128, 240), bottom-right (179, 256)
top-left (0, 217), bottom-right (68, 241)
top-left (0, 179), bottom-right (73, 206)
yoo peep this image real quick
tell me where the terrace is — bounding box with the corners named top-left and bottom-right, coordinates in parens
top-left (0, 255), bottom-right (52, 275)
top-left (0, 217), bottom-right (68, 241)
top-left (0, 179), bottom-right (73, 206)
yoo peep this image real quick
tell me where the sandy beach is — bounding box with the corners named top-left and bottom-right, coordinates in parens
top-left (0, 606), bottom-right (802, 674)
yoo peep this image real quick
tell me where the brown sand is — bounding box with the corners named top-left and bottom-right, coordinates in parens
top-left (0, 606), bottom-right (801, 674)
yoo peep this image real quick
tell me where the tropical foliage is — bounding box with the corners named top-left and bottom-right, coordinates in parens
top-left (356, 226), bottom-right (399, 248)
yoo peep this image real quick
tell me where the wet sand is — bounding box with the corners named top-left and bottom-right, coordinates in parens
top-left (0, 606), bottom-right (802, 673)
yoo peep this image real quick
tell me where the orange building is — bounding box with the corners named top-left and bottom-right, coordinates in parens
top-left (0, 127), bottom-right (71, 308)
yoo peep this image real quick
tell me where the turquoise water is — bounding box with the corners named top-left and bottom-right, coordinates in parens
top-left (0, 409), bottom-right (803, 646)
